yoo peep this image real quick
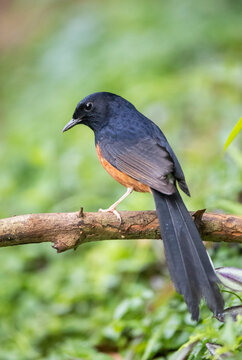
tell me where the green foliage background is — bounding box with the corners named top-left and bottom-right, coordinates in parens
top-left (0, 0), bottom-right (241, 359)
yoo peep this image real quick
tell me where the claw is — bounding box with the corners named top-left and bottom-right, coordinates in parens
top-left (98, 207), bottom-right (122, 224)
top-left (98, 187), bottom-right (133, 226)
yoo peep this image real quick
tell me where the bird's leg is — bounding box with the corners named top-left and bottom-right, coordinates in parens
top-left (99, 187), bottom-right (133, 223)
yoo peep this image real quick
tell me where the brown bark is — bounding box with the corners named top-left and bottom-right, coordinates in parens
top-left (0, 210), bottom-right (241, 253)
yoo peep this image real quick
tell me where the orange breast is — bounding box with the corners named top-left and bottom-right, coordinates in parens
top-left (96, 143), bottom-right (151, 193)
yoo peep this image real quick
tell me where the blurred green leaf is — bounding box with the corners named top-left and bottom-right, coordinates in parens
top-left (224, 118), bottom-right (242, 150)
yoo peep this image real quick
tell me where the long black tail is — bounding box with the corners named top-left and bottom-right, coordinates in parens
top-left (152, 188), bottom-right (224, 320)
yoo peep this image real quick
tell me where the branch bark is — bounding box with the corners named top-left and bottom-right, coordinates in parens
top-left (0, 210), bottom-right (241, 253)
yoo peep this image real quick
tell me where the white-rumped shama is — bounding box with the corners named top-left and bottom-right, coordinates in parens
top-left (63, 92), bottom-right (224, 320)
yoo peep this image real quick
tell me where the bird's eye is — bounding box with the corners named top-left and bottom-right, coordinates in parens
top-left (84, 102), bottom-right (93, 111)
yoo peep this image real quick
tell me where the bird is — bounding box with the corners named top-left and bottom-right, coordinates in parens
top-left (62, 91), bottom-right (224, 320)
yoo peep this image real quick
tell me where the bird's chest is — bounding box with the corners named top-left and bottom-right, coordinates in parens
top-left (96, 143), bottom-right (150, 193)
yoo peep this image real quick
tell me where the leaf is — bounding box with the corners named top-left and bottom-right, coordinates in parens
top-left (141, 326), bottom-right (163, 360)
top-left (205, 343), bottom-right (232, 359)
top-left (224, 118), bottom-right (242, 150)
top-left (113, 297), bottom-right (143, 320)
top-left (214, 306), bottom-right (242, 323)
top-left (169, 341), bottom-right (198, 360)
top-left (216, 267), bottom-right (242, 292)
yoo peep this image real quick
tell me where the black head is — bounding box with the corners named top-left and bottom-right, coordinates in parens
top-left (62, 92), bottom-right (135, 133)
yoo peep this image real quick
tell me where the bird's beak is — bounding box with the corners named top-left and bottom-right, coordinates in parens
top-left (62, 118), bottom-right (80, 133)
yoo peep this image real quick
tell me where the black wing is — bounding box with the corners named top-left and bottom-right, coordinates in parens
top-left (152, 126), bottom-right (190, 196)
top-left (99, 137), bottom-right (177, 195)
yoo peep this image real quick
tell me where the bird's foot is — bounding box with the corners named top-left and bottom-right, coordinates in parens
top-left (98, 207), bottom-right (122, 224)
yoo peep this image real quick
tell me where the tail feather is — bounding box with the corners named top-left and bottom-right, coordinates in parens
top-left (152, 188), bottom-right (224, 320)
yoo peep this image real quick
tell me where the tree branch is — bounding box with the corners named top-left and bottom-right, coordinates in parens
top-left (0, 210), bottom-right (241, 253)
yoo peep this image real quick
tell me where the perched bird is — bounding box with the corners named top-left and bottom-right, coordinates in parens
top-left (63, 92), bottom-right (224, 320)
